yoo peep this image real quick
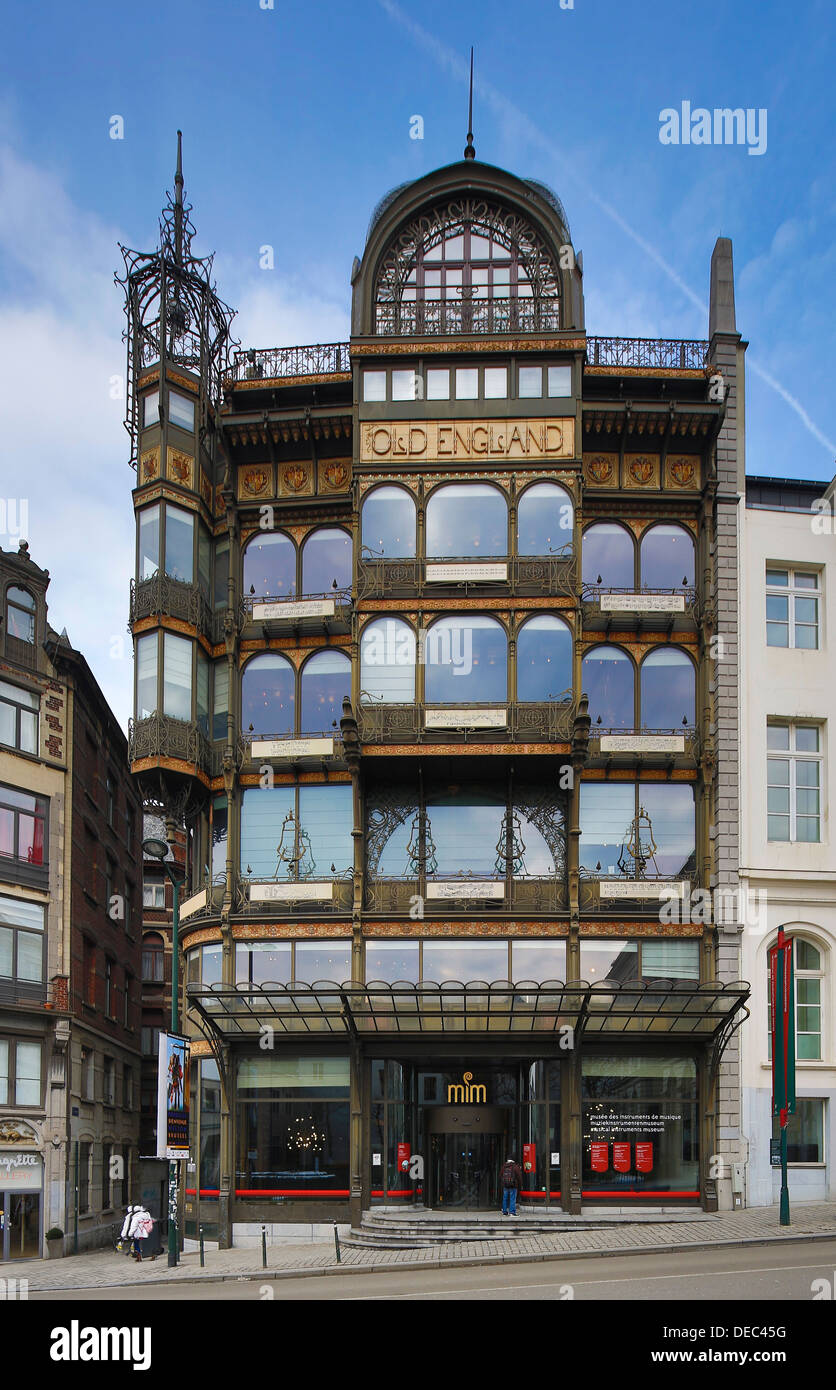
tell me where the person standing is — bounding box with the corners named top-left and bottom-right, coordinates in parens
top-left (129, 1204), bottom-right (154, 1261)
top-left (119, 1205), bottom-right (136, 1254)
top-left (500, 1156), bottom-right (522, 1216)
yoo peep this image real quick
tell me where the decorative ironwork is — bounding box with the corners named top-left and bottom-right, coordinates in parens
top-left (618, 807), bottom-right (660, 878)
top-left (226, 342), bottom-right (350, 385)
top-left (357, 698), bottom-right (575, 745)
top-left (365, 787), bottom-right (419, 880)
top-left (231, 869), bottom-right (353, 916)
top-left (375, 297), bottom-right (560, 336)
top-left (356, 555), bottom-right (577, 601)
top-left (116, 132), bottom-right (237, 465)
top-left (586, 337), bottom-right (709, 371)
top-left (130, 573), bottom-right (213, 636)
top-left (128, 713), bottom-right (211, 777)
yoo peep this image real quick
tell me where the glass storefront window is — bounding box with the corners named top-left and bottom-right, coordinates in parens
top-left (235, 941), bottom-right (292, 985)
top-left (421, 940), bottom-right (510, 983)
top-left (582, 1055), bottom-right (698, 1196)
top-left (236, 1099), bottom-right (350, 1195)
top-left (361, 486), bottom-right (416, 559)
top-left (294, 941), bottom-right (351, 984)
top-left (365, 940), bottom-right (420, 983)
top-left (512, 940), bottom-right (566, 982)
top-left (772, 1098), bottom-right (824, 1163)
top-left (579, 940), bottom-right (638, 984)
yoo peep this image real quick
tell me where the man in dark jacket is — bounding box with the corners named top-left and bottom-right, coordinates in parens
top-left (500, 1156), bottom-right (523, 1216)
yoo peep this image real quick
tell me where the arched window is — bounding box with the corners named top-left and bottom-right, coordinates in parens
top-left (640, 648), bottom-right (695, 729)
top-left (141, 933), bottom-right (164, 983)
top-left (794, 938), bottom-right (824, 1061)
top-left (360, 618), bottom-right (415, 703)
top-left (6, 587), bottom-right (35, 643)
top-left (425, 616), bottom-right (507, 704)
top-left (517, 483), bottom-right (574, 556)
top-left (517, 616), bottom-right (572, 701)
top-left (300, 650), bottom-right (352, 734)
top-left (582, 523), bottom-right (635, 589)
top-left (301, 527), bottom-right (352, 595)
top-left (426, 484), bottom-right (507, 558)
top-left (640, 523), bottom-right (695, 589)
top-left (241, 653), bottom-right (295, 738)
top-left (243, 532), bottom-right (296, 600)
top-left (582, 645), bottom-right (635, 729)
top-left (361, 486), bottom-right (416, 558)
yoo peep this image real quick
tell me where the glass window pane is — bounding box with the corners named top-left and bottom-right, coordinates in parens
top-left (795, 727), bottom-right (819, 753)
top-left (767, 726), bottom-right (790, 751)
top-left (641, 784), bottom-right (695, 877)
top-left (0, 701), bottom-right (14, 747)
top-left (794, 624), bottom-right (818, 650)
top-left (300, 650), bottom-right (351, 735)
top-left (640, 524), bottom-right (695, 588)
top-left (138, 505), bottom-right (160, 580)
top-left (422, 940), bottom-right (509, 983)
top-left (294, 940), bottom-right (352, 983)
top-left (361, 486), bottom-right (416, 559)
top-left (767, 622), bottom-right (789, 647)
top-left (766, 569), bottom-right (788, 586)
top-left (364, 940), bottom-right (420, 983)
top-left (163, 633), bottom-right (192, 721)
top-left (794, 597), bottom-right (818, 625)
top-left (640, 648), bottom-right (695, 728)
top-left (214, 538), bottom-right (229, 609)
top-left (768, 814), bottom-right (790, 840)
top-left (20, 709), bottom-right (37, 754)
top-left (168, 390), bottom-right (194, 430)
top-left (0, 1039), bottom-right (7, 1103)
top-left (198, 528), bottom-right (211, 600)
top-left (391, 369), bottom-right (418, 401)
top-left (302, 528), bottom-right (352, 595)
top-left (426, 369), bottom-right (449, 400)
top-left (579, 783), bottom-right (635, 874)
top-left (517, 616), bottom-right (571, 702)
top-left (213, 663), bottom-right (229, 741)
top-left (363, 371), bottom-right (387, 402)
top-left (426, 793), bottom-right (505, 878)
top-left (0, 925), bottom-right (12, 974)
top-left (796, 941), bottom-right (821, 971)
top-left (582, 523), bottom-right (634, 588)
top-left (579, 941), bottom-right (638, 983)
top-left (518, 366), bottom-right (542, 398)
top-left (17, 930), bottom-right (43, 981)
top-left (164, 504), bottom-right (194, 583)
top-left (244, 531), bottom-right (296, 600)
top-left (767, 786), bottom-right (790, 814)
top-left (511, 940), bottom-right (566, 983)
top-left (425, 616), bottom-right (507, 703)
top-left (794, 572), bottom-right (818, 589)
top-left (582, 646), bottom-right (634, 729)
top-left (240, 786), bottom-right (295, 877)
top-left (235, 941), bottom-right (292, 985)
top-left (360, 618), bottom-right (415, 702)
top-left (241, 654), bottom-right (294, 739)
top-left (15, 1041), bottom-right (41, 1104)
top-left (299, 784), bottom-right (353, 876)
top-left (547, 365), bottom-right (572, 397)
top-left (143, 391), bottom-right (159, 426)
top-left (426, 483), bottom-right (507, 559)
top-left (766, 595), bottom-right (789, 622)
top-left (455, 367), bottom-right (478, 400)
top-left (484, 367), bottom-right (507, 399)
top-left (517, 483), bottom-right (573, 557)
top-left (135, 633), bottom-right (158, 719)
top-left (796, 816), bottom-right (820, 843)
top-left (641, 940), bottom-right (699, 980)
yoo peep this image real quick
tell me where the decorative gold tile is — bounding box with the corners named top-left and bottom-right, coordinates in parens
top-left (278, 462), bottom-right (313, 497)
top-left (583, 452), bottom-right (617, 486)
top-left (318, 458), bottom-right (351, 493)
top-left (238, 464), bottom-right (273, 501)
top-left (166, 447), bottom-right (194, 488)
top-left (624, 453), bottom-right (660, 488)
top-left (666, 455), bottom-right (700, 489)
top-left (139, 446), bottom-right (160, 484)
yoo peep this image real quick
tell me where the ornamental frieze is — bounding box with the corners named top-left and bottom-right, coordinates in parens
top-left (364, 921), bottom-right (570, 938)
top-left (231, 923), bottom-right (353, 939)
top-left (578, 921), bottom-right (703, 936)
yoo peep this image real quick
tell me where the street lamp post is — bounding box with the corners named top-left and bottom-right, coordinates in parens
top-left (143, 836), bottom-right (183, 1268)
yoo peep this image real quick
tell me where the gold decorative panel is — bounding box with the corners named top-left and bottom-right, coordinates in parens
top-left (318, 458), bottom-right (351, 493)
top-left (238, 464), bottom-right (273, 501)
top-left (139, 446), bottom-right (160, 484)
top-left (360, 418), bottom-right (575, 463)
top-left (666, 455), bottom-right (701, 489)
top-left (166, 448), bottom-right (194, 488)
top-left (278, 462), bottom-right (313, 497)
top-left (624, 453), bottom-right (660, 489)
top-left (583, 452), bottom-right (617, 486)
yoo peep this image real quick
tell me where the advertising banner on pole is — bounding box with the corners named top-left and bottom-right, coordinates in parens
top-left (769, 934), bottom-right (796, 1119)
top-left (156, 1032), bottom-right (191, 1159)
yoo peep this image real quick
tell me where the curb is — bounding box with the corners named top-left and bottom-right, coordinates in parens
top-left (25, 1228), bottom-right (836, 1292)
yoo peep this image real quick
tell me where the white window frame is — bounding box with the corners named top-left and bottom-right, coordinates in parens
top-left (766, 566), bottom-right (820, 649)
top-left (767, 722), bottom-right (823, 843)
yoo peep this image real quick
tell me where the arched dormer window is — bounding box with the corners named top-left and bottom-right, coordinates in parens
top-left (374, 199), bottom-right (562, 336)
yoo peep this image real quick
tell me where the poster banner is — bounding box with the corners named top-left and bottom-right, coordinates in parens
top-left (769, 934), bottom-right (796, 1119)
top-left (612, 1142), bottom-right (631, 1173)
top-left (590, 1142), bottom-right (609, 1173)
top-left (523, 1143), bottom-right (536, 1174)
top-left (156, 1032), bottom-right (191, 1159)
top-left (635, 1142), bottom-right (653, 1173)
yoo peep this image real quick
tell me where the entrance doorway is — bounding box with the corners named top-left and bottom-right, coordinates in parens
top-left (1, 1192), bottom-right (41, 1260)
top-left (426, 1105), bottom-right (507, 1210)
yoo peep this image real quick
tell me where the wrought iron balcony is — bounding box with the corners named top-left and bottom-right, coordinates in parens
top-left (130, 573), bottom-right (213, 639)
top-left (581, 583), bottom-right (699, 632)
top-left (356, 553), bottom-right (578, 601)
top-left (374, 297), bottom-right (561, 337)
top-left (586, 726), bottom-right (701, 767)
top-left (129, 713), bottom-right (211, 777)
top-left (232, 870), bottom-right (354, 915)
top-left (242, 588), bottom-right (352, 636)
top-left (357, 699), bottom-right (575, 746)
top-left (240, 728), bottom-right (346, 770)
top-left (225, 342), bottom-right (351, 385)
top-left (364, 874), bottom-right (568, 914)
top-left (578, 866), bottom-right (699, 914)
top-left (585, 337), bottom-right (709, 371)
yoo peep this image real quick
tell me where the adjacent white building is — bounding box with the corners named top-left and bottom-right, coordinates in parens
top-left (739, 472), bottom-right (836, 1205)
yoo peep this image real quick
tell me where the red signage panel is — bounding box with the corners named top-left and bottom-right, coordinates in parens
top-left (635, 1142), bottom-right (653, 1173)
top-left (590, 1142), bottom-right (609, 1173)
top-left (523, 1143), bottom-right (536, 1173)
top-left (613, 1142), bottom-right (631, 1173)
top-left (397, 1142), bottom-right (411, 1172)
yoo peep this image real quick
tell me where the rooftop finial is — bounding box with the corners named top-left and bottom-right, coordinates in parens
top-left (173, 130), bottom-right (184, 265)
top-left (464, 48), bottom-right (475, 160)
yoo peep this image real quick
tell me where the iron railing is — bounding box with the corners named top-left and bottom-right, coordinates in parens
top-left (586, 337), bottom-right (709, 370)
top-left (357, 554), bottom-right (578, 601)
top-left (357, 699), bottom-right (575, 745)
top-left (226, 343), bottom-right (350, 384)
top-left (130, 573), bottom-right (213, 637)
top-left (363, 876), bottom-right (569, 914)
top-left (129, 713), bottom-right (211, 776)
top-left (374, 297), bottom-right (561, 336)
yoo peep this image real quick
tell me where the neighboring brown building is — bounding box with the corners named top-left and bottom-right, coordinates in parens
top-left (0, 540), bottom-right (142, 1258)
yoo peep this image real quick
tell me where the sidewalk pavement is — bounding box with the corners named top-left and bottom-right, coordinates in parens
top-left (4, 1202), bottom-right (836, 1292)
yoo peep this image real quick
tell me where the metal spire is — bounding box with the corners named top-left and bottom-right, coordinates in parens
top-left (173, 130), bottom-right (184, 266)
top-left (464, 48), bottom-right (475, 160)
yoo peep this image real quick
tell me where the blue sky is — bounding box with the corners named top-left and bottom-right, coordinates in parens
top-left (1, 0), bottom-right (834, 727)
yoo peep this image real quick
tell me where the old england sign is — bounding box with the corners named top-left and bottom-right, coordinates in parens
top-left (361, 418), bottom-right (575, 463)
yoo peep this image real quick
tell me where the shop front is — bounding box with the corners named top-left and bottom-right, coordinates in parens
top-left (0, 1149), bottom-right (43, 1260)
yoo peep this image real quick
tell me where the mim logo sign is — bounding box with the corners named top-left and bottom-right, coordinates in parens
top-left (659, 102), bottom-right (767, 156)
top-left (447, 1071), bottom-right (487, 1104)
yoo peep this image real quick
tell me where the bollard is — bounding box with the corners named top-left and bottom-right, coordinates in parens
top-left (199, 1225), bottom-right (205, 1268)
top-left (333, 1221), bottom-right (341, 1264)
top-left (261, 1224), bottom-right (267, 1269)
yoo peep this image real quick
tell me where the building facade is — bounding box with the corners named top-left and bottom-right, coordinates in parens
top-left (0, 541), bottom-right (142, 1258)
top-left (739, 473), bottom-right (836, 1206)
top-left (122, 140), bottom-right (748, 1245)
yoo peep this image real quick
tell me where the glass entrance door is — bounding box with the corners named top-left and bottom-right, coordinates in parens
top-left (431, 1133), bottom-right (502, 1209)
top-left (2, 1193), bottom-right (41, 1260)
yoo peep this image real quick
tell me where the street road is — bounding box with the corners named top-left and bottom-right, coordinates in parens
top-left (30, 1236), bottom-right (836, 1300)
